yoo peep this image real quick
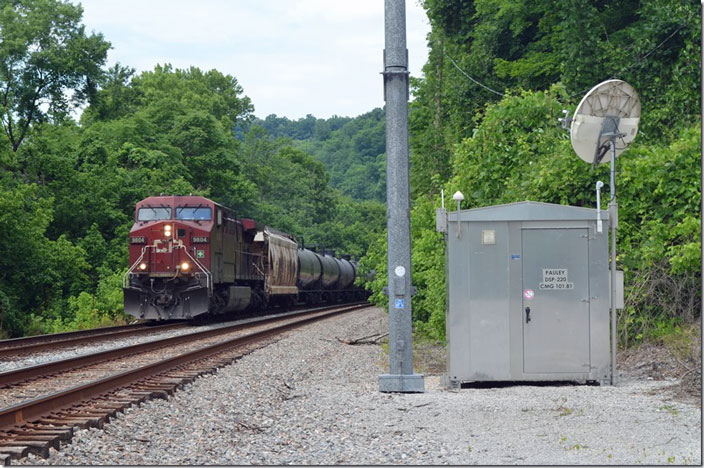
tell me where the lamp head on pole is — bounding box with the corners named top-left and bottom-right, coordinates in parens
top-left (452, 191), bottom-right (464, 212)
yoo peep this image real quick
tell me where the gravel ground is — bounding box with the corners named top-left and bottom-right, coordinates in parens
top-left (18, 307), bottom-right (701, 465)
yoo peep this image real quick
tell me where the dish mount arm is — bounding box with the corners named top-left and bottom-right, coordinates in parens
top-left (593, 116), bottom-right (626, 168)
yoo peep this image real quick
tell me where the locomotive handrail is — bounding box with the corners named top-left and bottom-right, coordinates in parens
top-left (178, 244), bottom-right (213, 295)
top-left (123, 246), bottom-right (149, 288)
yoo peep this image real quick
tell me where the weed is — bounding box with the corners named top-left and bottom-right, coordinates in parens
top-left (620, 260), bottom-right (701, 348)
top-left (411, 332), bottom-right (447, 374)
top-left (559, 436), bottom-right (587, 451)
top-left (659, 405), bottom-right (679, 416)
top-left (553, 397), bottom-right (575, 417)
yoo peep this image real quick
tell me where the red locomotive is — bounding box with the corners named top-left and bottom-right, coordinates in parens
top-left (123, 195), bottom-right (363, 320)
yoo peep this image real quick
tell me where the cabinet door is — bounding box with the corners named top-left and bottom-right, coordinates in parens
top-left (522, 228), bottom-right (590, 373)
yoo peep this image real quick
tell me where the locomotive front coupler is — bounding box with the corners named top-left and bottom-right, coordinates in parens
top-left (155, 293), bottom-right (174, 306)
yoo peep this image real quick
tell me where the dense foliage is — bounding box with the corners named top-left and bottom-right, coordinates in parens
top-left (0, 0), bottom-right (385, 338)
top-left (249, 110), bottom-right (387, 202)
top-left (361, 0), bottom-right (701, 345)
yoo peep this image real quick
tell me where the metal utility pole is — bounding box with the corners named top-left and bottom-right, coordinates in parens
top-left (378, 0), bottom-right (424, 393)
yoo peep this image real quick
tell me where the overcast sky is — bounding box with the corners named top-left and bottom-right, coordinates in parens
top-left (75, 0), bottom-right (431, 120)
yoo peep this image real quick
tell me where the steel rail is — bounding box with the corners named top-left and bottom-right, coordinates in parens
top-left (0, 302), bottom-right (367, 387)
top-left (0, 322), bottom-right (188, 358)
top-left (0, 322), bottom-right (185, 351)
top-left (0, 303), bottom-right (369, 431)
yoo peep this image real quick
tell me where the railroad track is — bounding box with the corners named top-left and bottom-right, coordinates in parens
top-left (0, 302), bottom-right (370, 464)
top-left (0, 322), bottom-right (188, 360)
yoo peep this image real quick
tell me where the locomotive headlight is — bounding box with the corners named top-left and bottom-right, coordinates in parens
top-left (139, 263), bottom-right (148, 270)
top-left (180, 262), bottom-right (190, 271)
top-left (164, 225), bottom-right (172, 237)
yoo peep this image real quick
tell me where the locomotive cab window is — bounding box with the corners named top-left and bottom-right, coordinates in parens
top-left (137, 207), bottom-right (172, 221)
top-left (176, 206), bottom-right (212, 221)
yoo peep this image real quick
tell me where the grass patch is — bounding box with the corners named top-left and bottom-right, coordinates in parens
top-left (412, 332), bottom-right (446, 375)
top-left (375, 331), bottom-right (447, 376)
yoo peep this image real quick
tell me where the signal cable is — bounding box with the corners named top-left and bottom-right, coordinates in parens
top-left (613, 23), bottom-right (688, 77)
top-left (443, 50), bottom-right (506, 97)
top-left (569, 21), bottom-right (689, 99)
top-left (438, 16), bottom-right (689, 102)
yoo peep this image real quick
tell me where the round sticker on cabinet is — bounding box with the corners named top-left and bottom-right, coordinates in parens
top-left (394, 265), bottom-right (406, 277)
top-left (523, 289), bottom-right (535, 300)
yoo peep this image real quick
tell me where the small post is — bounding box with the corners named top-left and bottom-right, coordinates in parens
top-left (452, 191), bottom-right (464, 238)
top-left (596, 181), bottom-right (604, 233)
top-left (609, 141), bottom-right (618, 385)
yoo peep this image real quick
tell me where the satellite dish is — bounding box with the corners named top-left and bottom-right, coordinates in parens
top-left (570, 79), bottom-right (641, 166)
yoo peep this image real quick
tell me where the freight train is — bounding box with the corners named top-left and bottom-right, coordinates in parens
top-left (123, 195), bottom-right (365, 320)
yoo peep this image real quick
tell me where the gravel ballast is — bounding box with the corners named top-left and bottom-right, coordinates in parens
top-left (18, 307), bottom-right (701, 465)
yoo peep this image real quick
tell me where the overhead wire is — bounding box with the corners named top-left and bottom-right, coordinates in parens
top-left (612, 23), bottom-right (688, 77)
top-left (440, 18), bottom-right (689, 101)
top-left (567, 21), bottom-right (688, 99)
top-left (443, 50), bottom-right (505, 97)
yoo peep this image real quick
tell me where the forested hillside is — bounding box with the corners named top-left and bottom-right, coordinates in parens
top-left (247, 110), bottom-right (386, 202)
top-left (361, 0), bottom-right (701, 347)
top-left (0, 0), bottom-right (385, 338)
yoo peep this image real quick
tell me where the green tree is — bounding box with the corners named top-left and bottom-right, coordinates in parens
top-left (84, 64), bottom-right (140, 122)
top-left (0, 181), bottom-right (53, 335)
top-left (248, 109), bottom-right (386, 202)
top-left (0, 0), bottom-right (109, 151)
top-left (127, 65), bottom-right (253, 132)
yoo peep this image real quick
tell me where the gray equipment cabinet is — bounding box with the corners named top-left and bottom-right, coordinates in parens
top-left (441, 201), bottom-right (612, 386)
